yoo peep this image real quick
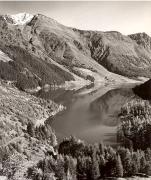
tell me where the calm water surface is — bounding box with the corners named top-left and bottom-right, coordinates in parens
top-left (37, 83), bottom-right (136, 145)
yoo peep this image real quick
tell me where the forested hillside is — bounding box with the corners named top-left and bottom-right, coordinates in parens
top-left (0, 80), bottom-right (64, 179)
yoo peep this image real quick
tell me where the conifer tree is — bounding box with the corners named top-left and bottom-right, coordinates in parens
top-left (140, 154), bottom-right (147, 173)
top-left (99, 142), bottom-right (104, 155)
top-left (77, 157), bottom-right (86, 180)
top-left (123, 149), bottom-right (132, 176)
top-left (90, 151), bottom-right (100, 180)
top-left (115, 154), bottom-right (123, 177)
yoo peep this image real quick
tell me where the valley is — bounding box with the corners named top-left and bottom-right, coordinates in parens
top-left (0, 12), bottom-right (151, 180)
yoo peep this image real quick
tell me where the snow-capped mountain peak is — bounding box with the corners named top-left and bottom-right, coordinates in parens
top-left (7, 13), bottom-right (33, 25)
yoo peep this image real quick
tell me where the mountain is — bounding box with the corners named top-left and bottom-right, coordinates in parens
top-left (129, 32), bottom-right (151, 50)
top-left (2, 13), bottom-right (34, 25)
top-left (0, 13), bottom-right (150, 92)
top-left (89, 31), bottom-right (151, 78)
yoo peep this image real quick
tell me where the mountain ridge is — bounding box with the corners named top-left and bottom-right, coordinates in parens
top-left (0, 12), bottom-right (150, 91)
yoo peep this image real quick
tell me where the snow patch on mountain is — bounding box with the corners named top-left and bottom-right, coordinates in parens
top-left (10, 13), bottom-right (33, 25)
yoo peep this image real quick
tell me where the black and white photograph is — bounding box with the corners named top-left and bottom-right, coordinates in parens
top-left (0, 1), bottom-right (151, 179)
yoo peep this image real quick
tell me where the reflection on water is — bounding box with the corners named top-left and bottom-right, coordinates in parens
top-left (90, 88), bottom-right (134, 126)
top-left (38, 84), bottom-right (135, 145)
top-left (35, 88), bottom-right (75, 104)
top-left (35, 82), bottom-right (137, 145)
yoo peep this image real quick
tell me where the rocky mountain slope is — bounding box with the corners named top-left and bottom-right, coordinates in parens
top-left (129, 32), bottom-right (151, 50)
top-left (88, 31), bottom-right (151, 77)
top-left (0, 13), bottom-right (150, 92)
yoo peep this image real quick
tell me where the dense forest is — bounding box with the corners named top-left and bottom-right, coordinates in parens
top-left (25, 98), bottom-right (151, 180)
top-left (26, 136), bottom-right (151, 180)
top-left (117, 99), bottom-right (151, 150)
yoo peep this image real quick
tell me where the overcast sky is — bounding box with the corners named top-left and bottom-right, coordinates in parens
top-left (0, 1), bottom-right (151, 36)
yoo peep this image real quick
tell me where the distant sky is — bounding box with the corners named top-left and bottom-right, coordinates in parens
top-left (0, 1), bottom-right (151, 35)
